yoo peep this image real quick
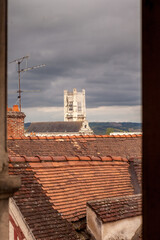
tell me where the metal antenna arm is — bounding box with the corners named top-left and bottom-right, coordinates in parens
top-left (21, 64), bottom-right (45, 72)
top-left (9, 55), bottom-right (45, 111)
top-left (9, 55), bottom-right (29, 64)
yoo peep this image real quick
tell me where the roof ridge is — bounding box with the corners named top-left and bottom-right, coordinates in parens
top-left (87, 193), bottom-right (142, 204)
top-left (7, 134), bottom-right (142, 140)
top-left (8, 155), bottom-right (130, 163)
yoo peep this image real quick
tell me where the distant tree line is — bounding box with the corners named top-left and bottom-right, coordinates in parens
top-left (89, 122), bottom-right (142, 135)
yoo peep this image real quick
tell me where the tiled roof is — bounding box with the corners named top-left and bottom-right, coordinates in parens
top-left (132, 158), bottom-right (142, 188)
top-left (27, 121), bottom-right (84, 133)
top-left (9, 156), bottom-right (141, 223)
top-left (9, 159), bottom-right (80, 240)
top-left (87, 194), bottom-right (142, 223)
top-left (8, 134), bottom-right (142, 158)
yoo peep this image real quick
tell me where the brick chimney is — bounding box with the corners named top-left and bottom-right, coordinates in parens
top-left (7, 105), bottom-right (26, 138)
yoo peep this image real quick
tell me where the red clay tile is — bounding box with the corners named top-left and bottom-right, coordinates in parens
top-left (9, 156), bottom-right (25, 162)
top-left (102, 135), bottom-right (110, 138)
top-left (61, 136), bottom-right (69, 139)
top-left (38, 136), bottom-right (48, 140)
top-left (112, 156), bottom-right (123, 161)
top-left (25, 157), bottom-right (40, 162)
top-left (86, 135), bottom-right (95, 138)
top-left (83, 135), bottom-right (89, 138)
top-left (14, 136), bottom-right (22, 140)
top-left (54, 136), bottom-right (62, 139)
top-left (20, 136), bottom-right (26, 140)
top-left (51, 161), bottom-right (69, 168)
top-left (131, 134), bottom-right (138, 137)
top-left (30, 136), bottom-right (39, 140)
top-left (36, 156), bottom-right (53, 161)
top-left (101, 156), bottom-right (113, 161)
top-left (8, 136), bottom-right (13, 140)
top-left (120, 135), bottom-right (127, 138)
top-left (29, 162), bottom-right (43, 168)
top-left (78, 156), bottom-right (91, 161)
top-left (8, 163), bottom-right (13, 168)
top-left (68, 135), bottom-right (76, 139)
top-left (121, 157), bottom-right (128, 162)
top-left (65, 156), bottom-right (80, 161)
top-left (8, 135), bottom-right (142, 159)
top-left (52, 156), bottom-right (66, 161)
top-left (46, 136), bottom-right (56, 140)
top-left (89, 156), bottom-right (101, 161)
top-left (125, 135), bottom-right (132, 138)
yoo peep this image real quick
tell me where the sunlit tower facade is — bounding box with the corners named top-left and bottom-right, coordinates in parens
top-left (64, 88), bottom-right (86, 121)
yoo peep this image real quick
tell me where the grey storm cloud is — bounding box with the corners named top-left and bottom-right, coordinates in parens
top-left (8, 0), bottom-right (141, 110)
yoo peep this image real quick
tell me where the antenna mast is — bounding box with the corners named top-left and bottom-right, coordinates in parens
top-left (10, 56), bottom-right (45, 111)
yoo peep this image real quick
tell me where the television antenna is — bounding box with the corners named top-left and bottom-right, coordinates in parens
top-left (9, 56), bottom-right (45, 111)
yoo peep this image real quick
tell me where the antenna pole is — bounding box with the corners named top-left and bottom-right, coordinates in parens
top-left (18, 61), bottom-right (21, 111)
top-left (9, 56), bottom-right (45, 111)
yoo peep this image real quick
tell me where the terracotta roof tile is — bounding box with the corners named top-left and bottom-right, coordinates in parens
top-left (52, 156), bottom-right (67, 161)
top-left (125, 135), bottom-right (132, 138)
top-left (9, 163), bottom-right (79, 239)
top-left (87, 194), bottom-right (142, 223)
top-left (45, 136), bottom-right (55, 140)
top-left (8, 135), bottom-right (141, 158)
top-left (102, 135), bottom-right (111, 138)
top-left (8, 134), bottom-right (142, 140)
top-left (101, 156), bottom-right (113, 161)
top-left (131, 134), bottom-right (138, 137)
top-left (29, 136), bottom-right (39, 140)
top-left (9, 156), bottom-right (26, 162)
top-left (111, 156), bottom-right (123, 161)
top-left (78, 156), bottom-right (91, 161)
top-left (9, 155), bottom-right (142, 223)
top-left (89, 156), bottom-right (101, 161)
top-left (25, 156), bottom-right (40, 162)
top-left (20, 136), bottom-right (28, 140)
top-left (36, 156), bottom-right (53, 161)
top-left (65, 156), bottom-right (80, 161)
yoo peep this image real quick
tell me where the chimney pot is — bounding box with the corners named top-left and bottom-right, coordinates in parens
top-left (12, 105), bottom-right (19, 112)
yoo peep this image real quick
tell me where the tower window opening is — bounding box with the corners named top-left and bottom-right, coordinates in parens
top-left (68, 101), bottom-right (73, 111)
top-left (78, 102), bottom-right (82, 112)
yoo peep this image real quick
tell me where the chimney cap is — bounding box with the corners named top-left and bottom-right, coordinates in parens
top-left (12, 105), bottom-right (20, 112)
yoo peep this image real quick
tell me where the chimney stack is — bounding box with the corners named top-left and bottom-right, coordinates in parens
top-left (7, 105), bottom-right (26, 138)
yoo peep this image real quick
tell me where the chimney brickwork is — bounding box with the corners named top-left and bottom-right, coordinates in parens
top-left (7, 105), bottom-right (26, 138)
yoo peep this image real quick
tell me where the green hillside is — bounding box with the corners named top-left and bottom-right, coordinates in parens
top-left (89, 122), bottom-right (142, 135)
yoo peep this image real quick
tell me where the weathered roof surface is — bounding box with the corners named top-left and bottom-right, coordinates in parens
top-left (9, 156), bottom-right (141, 223)
top-left (87, 194), bottom-right (142, 223)
top-left (27, 121), bottom-right (83, 133)
top-left (9, 158), bottom-right (80, 240)
top-left (132, 158), bottom-right (142, 188)
top-left (8, 134), bottom-right (142, 158)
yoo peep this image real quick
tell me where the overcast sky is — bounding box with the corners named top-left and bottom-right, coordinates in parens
top-left (8, 0), bottom-right (141, 122)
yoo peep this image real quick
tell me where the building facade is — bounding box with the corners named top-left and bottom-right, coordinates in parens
top-left (64, 88), bottom-right (86, 121)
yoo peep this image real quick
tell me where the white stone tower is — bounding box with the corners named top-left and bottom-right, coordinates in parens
top-left (64, 88), bottom-right (86, 121)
